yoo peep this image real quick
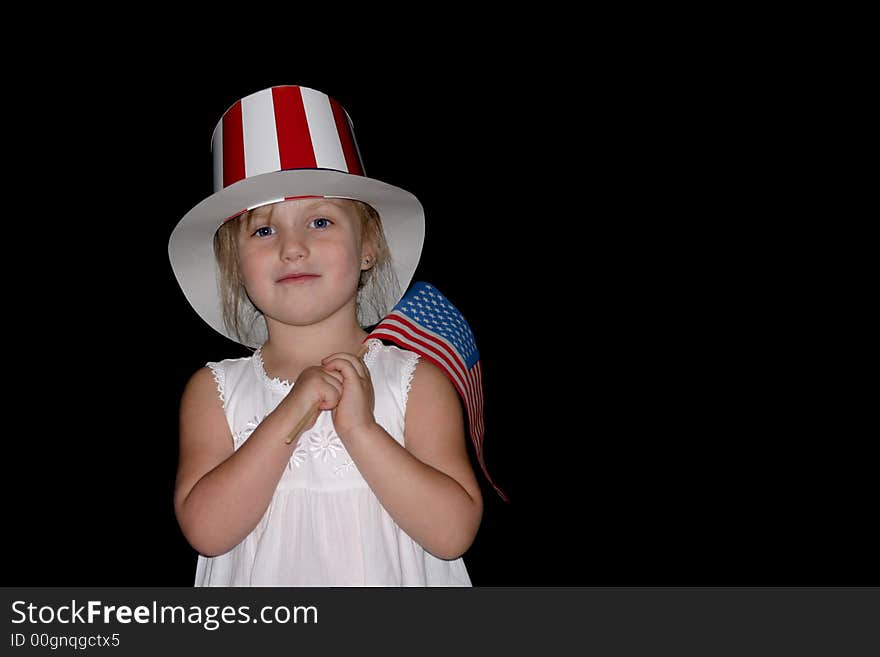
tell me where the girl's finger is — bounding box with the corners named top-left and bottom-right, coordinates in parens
top-left (322, 357), bottom-right (367, 382)
top-left (322, 354), bottom-right (368, 379)
top-left (323, 357), bottom-right (358, 378)
top-left (321, 369), bottom-right (344, 388)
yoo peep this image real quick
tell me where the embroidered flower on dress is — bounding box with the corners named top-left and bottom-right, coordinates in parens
top-left (308, 426), bottom-right (344, 461)
top-left (290, 442), bottom-right (308, 469)
top-left (334, 459), bottom-right (357, 476)
top-left (233, 415), bottom-right (264, 448)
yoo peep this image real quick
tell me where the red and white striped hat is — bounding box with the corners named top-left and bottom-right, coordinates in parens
top-left (168, 85), bottom-right (425, 348)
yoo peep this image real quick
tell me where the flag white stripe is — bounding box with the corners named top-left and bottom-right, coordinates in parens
top-left (241, 88), bottom-right (281, 179)
top-left (212, 120), bottom-right (224, 194)
top-left (301, 87), bottom-right (347, 171)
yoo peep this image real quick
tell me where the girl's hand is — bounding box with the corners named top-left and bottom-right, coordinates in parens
top-left (284, 365), bottom-right (346, 435)
top-left (320, 352), bottom-right (377, 441)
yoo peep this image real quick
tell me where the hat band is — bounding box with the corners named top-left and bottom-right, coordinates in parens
top-left (212, 86), bottom-right (364, 193)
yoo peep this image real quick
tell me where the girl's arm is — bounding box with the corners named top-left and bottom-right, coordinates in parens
top-left (173, 367), bottom-right (308, 557)
top-left (341, 358), bottom-right (484, 560)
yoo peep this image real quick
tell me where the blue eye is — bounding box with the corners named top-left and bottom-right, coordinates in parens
top-left (253, 226), bottom-right (275, 237)
top-left (310, 217), bottom-right (333, 229)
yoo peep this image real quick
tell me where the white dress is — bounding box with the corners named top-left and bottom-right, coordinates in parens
top-left (194, 338), bottom-right (472, 586)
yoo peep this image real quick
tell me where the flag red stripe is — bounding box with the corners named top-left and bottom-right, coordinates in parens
top-left (329, 97), bottom-right (363, 175)
top-left (272, 86), bottom-right (317, 170)
top-left (221, 100), bottom-right (245, 188)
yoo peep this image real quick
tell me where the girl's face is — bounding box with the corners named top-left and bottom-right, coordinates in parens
top-left (235, 198), bottom-right (369, 328)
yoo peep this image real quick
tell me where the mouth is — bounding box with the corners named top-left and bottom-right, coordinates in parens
top-left (277, 273), bottom-right (320, 283)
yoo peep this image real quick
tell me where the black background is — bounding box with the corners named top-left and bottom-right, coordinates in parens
top-left (3, 48), bottom-right (872, 587)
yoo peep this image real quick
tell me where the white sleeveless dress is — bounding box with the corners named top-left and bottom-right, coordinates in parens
top-left (194, 338), bottom-right (472, 586)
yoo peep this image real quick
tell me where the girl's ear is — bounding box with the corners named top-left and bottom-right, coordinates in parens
top-left (361, 251), bottom-right (377, 271)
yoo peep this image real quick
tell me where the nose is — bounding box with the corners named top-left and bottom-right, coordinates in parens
top-left (280, 229), bottom-right (309, 262)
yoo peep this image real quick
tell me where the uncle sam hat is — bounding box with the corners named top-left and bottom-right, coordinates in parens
top-left (168, 84), bottom-right (425, 348)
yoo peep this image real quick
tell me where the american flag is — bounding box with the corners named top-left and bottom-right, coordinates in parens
top-left (367, 281), bottom-right (508, 502)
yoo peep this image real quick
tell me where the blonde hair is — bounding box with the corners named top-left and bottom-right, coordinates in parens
top-left (213, 199), bottom-right (397, 346)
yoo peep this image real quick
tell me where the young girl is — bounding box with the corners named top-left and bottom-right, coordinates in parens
top-left (168, 85), bottom-right (482, 586)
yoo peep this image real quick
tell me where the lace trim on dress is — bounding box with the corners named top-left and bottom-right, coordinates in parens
top-left (206, 362), bottom-right (226, 409)
top-left (400, 350), bottom-right (420, 414)
top-left (253, 338), bottom-right (385, 395)
top-left (362, 338), bottom-right (383, 367)
top-left (252, 348), bottom-right (292, 396)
